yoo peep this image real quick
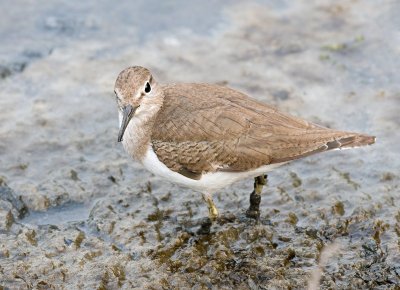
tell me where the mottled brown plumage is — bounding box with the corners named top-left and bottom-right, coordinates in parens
top-left (150, 83), bottom-right (375, 178)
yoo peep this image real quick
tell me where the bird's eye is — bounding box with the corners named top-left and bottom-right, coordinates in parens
top-left (145, 82), bottom-right (151, 93)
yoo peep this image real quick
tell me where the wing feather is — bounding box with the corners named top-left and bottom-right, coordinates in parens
top-left (151, 83), bottom-right (375, 179)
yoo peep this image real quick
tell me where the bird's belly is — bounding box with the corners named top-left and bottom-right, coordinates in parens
top-left (141, 146), bottom-right (286, 192)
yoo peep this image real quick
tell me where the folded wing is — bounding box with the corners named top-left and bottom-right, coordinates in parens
top-left (151, 83), bottom-right (375, 179)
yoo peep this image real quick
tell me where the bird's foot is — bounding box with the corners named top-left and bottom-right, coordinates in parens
top-left (245, 209), bottom-right (260, 219)
top-left (197, 217), bottom-right (213, 235)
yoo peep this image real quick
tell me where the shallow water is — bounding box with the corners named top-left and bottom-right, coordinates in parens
top-left (21, 201), bottom-right (91, 226)
top-left (1, 0), bottom-right (399, 289)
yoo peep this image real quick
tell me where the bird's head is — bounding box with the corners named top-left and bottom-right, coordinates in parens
top-left (114, 66), bottom-right (163, 142)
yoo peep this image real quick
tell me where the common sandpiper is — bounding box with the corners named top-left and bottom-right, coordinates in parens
top-left (114, 66), bottom-right (375, 233)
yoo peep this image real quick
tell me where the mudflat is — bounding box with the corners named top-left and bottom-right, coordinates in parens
top-left (0, 1), bottom-right (399, 288)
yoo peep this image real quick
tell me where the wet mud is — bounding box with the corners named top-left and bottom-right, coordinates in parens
top-left (1, 1), bottom-right (399, 289)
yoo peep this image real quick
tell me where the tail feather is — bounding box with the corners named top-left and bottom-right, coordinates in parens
top-left (270, 132), bottom-right (376, 163)
top-left (326, 134), bottom-right (376, 150)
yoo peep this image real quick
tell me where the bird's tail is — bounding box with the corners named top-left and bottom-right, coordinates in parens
top-left (270, 130), bottom-right (376, 163)
top-left (325, 134), bottom-right (376, 150)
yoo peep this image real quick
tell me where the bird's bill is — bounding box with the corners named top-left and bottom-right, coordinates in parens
top-left (118, 105), bottom-right (139, 142)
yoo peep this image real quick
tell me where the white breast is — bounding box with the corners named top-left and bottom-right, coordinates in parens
top-left (119, 108), bottom-right (152, 160)
top-left (141, 146), bottom-right (286, 193)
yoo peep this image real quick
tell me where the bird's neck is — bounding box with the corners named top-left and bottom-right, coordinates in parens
top-left (120, 105), bottom-right (159, 161)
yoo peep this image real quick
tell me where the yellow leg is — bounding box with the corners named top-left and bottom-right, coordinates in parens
top-left (202, 193), bottom-right (219, 220)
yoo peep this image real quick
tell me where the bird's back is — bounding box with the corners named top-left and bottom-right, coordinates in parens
top-left (150, 83), bottom-right (374, 178)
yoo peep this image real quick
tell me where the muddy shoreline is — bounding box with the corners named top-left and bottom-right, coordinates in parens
top-left (1, 1), bottom-right (399, 289)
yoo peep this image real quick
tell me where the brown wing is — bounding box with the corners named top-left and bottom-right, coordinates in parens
top-left (151, 83), bottom-right (375, 179)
